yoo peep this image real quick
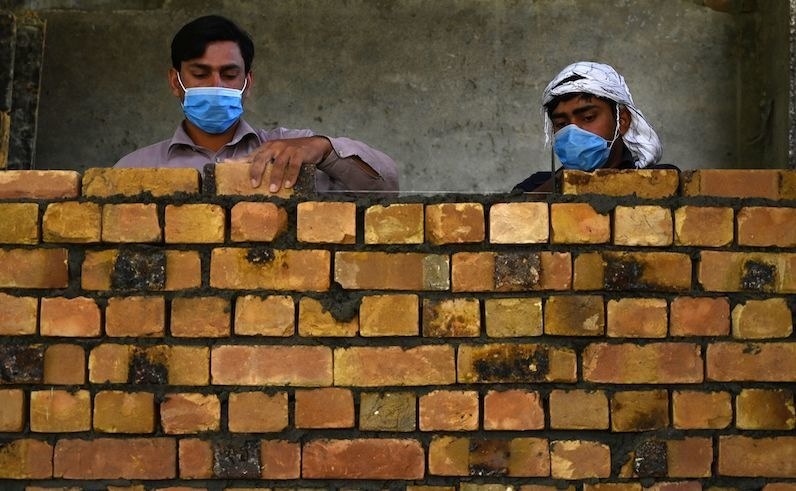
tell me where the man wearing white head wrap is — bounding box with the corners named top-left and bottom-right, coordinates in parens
top-left (514, 61), bottom-right (673, 192)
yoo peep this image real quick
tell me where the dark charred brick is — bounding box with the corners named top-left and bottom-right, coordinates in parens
top-left (129, 350), bottom-right (168, 385)
top-left (318, 283), bottom-right (361, 322)
top-left (202, 163), bottom-right (216, 195)
top-left (111, 247), bottom-right (166, 290)
top-left (246, 247), bottom-right (274, 264)
top-left (605, 257), bottom-right (644, 290)
top-left (469, 439), bottom-right (509, 476)
top-left (494, 252), bottom-right (541, 291)
top-left (634, 440), bottom-right (667, 477)
top-left (213, 439), bottom-right (261, 479)
top-left (741, 260), bottom-right (776, 292)
top-left (0, 344), bottom-right (44, 383)
top-left (472, 345), bottom-right (550, 382)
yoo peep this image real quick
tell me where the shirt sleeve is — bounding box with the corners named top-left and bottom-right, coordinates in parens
top-left (315, 136), bottom-right (399, 191)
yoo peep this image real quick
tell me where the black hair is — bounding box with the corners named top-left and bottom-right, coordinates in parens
top-left (171, 15), bottom-right (255, 74)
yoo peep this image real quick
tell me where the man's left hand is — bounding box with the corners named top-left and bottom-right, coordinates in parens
top-left (248, 136), bottom-right (333, 192)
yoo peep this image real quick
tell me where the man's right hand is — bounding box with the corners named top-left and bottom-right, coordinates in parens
top-left (248, 136), bottom-right (333, 192)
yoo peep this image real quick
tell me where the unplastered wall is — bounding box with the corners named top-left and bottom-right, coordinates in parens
top-left (0, 166), bottom-right (795, 489)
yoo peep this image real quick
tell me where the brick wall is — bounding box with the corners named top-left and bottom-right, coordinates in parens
top-left (0, 166), bottom-right (795, 490)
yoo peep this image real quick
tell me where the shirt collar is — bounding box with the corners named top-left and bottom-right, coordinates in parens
top-left (167, 119), bottom-right (262, 156)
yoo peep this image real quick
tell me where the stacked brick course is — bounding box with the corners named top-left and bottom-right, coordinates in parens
top-left (0, 166), bottom-right (795, 489)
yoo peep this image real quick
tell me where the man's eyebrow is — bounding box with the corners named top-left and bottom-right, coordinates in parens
top-left (551, 104), bottom-right (599, 120)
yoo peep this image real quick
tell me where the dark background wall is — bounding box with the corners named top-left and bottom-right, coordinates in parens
top-left (2, 0), bottom-right (793, 192)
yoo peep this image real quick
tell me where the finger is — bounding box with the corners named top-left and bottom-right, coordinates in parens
top-left (268, 150), bottom-right (291, 192)
top-left (282, 152), bottom-right (304, 189)
top-left (249, 147), bottom-right (274, 188)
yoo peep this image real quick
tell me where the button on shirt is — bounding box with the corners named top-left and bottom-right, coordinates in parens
top-left (114, 120), bottom-right (399, 192)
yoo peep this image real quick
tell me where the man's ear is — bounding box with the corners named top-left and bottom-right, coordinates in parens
top-left (168, 68), bottom-right (183, 99)
top-left (243, 71), bottom-right (253, 100)
top-left (618, 107), bottom-right (632, 135)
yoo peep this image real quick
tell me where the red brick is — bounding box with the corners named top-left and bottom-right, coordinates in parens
top-left (549, 389), bottom-right (609, 429)
top-left (584, 485), bottom-right (642, 491)
top-left (88, 343), bottom-right (131, 383)
top-left (165, 204), bottom-right (225, 243)
top-left (458, 343), bottom-right (577, 383)
top-left (683, 169), bottom-right (780, 199)
top-left (419, 390), bottom-right (479, 431)
top-left (30, 389), bottom-right (91, 433)
top-left (295, 388), bottom-right (355, 428)
top-left (0, 248), bottom-right (68, 288)
top-left (484, 389), bottom-right (544, 430)
top-left (540, 251), bottom-right (573, 290)
top-left (0, 202), bottom-right (38, 244)
top-left (763, 484), bottom-right (796, 491)
top-left (732, 297), bottom-right (793, 339)
top-left (452, 251), bottom-right (567, 292)
top-left (171, 296), bottom-right (230, 338)
top-left (738, 206), bottom-right (796, 247)
top-left (607, 297), bottom-right (668, 338)
top-left (545, 295), bottom-right (604, 336)
top-left (40, 296), bottom-right (101, 337)
top-left (93, 391), bottom-right (156, 433)
top-left (551, 440), bottom-right (611, 478)
top-left (54, 438), bottom-right (176, 479)
top-left (422, 297), bottom-right (480, 337)
top-left (359, 392), bottom-right (417, 431)
top-left (551, 202), bottom-right (610, 244)
top-left (674, 205), bottom-right (734, 246)
top-left (736, 388), bottom-right (795, 430)
top-left (611, 390), bottom-right (669, 432)
top-left (701, 251), bottom-right (796, 293)
top-left (179, 438), bottom-right (213, 479)
top-left (228, 391), bottom-right (288, 432)
top-left (673, 391), bottom-right (732, 429)
top-left (584, 343), bottom-right (702, 383)
top-left (211, 345), bottom-right (332, 386)
top-left (298, 296), bottom-right (358, 337)
top-left (214, 161), bottom-right (295, 197)
top-left (0, 293), bottom-right (37, 335)
top-left (230, 201), bottom-right (288, 242)
top-left (82, 168), bottom-right (199, 197)
top-left (485, 297), bottom-right (543, 337)
top-left (562, 169), bottom-right (679, 198)
top-left (782, 170), bottom-right (796, 199)
top-left (106, 296), bottom-right (165, 337)
top-left (426, 202), bottom-right (485, 244)
top-left (336, 346), bottom-right (455, 386)
top-left (0, 170), bottom-right (79, 199)
top-left (44, 344), bottom-right (85, 384)
top-left (335, 251), bottom-right (449, 290)
top-left (614, 205), bottom-right (673, 246)
top-left (165, 250), bottom-right (202, 291)
top-left (644, 482), bottom-right (702, 491)
top-left (364, 203), bottom-right (424, 244)
top-left (718, 436), bottom-right (796, 477)
top-left (668, 437), bottom-right (713, 478)
top-left (234, 294), bottom-right (294, 336)
top-left (297, 201), bottom-right (356, 244)
top-left (707, 342), bottom-right (796, 381)
top-left (0, 439), bottom-right (53, 478)
top-left (0, 388), bottom-right (25, 431)
top-left (161, 393), bottom-right (220, 434)
top-left (576, 251), bottom-right (692, 291)
top-left (210, 247), bottom-right (330, 291)
top-left (489, 202), bottom-right (549, 243)
top-left (101, 203), bottom-right (161, 243)
top-left (42, 201), bottom-right (101, 243)
top-left (360, 294), bottom-right (419, 336)
top-left (260, 440), bottom-right (300, 479)
top-left (302, 438), bottom-right (424, 479)
top-left (670, 297), bottom-right (730, 336)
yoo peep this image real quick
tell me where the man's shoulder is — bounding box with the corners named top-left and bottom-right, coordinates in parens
top-left (114, 139), bottom-right (172, 168)
top-left (513, 171), bottom-right (553, 192)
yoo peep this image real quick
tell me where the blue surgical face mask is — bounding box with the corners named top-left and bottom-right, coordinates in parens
top-left (178, 74), bottom-right (247, 134)
top-left (553, 122), bottom-right (619, 171)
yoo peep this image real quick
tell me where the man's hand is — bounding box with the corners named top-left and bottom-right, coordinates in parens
top-left (249, 136), bottom-right (333, 192)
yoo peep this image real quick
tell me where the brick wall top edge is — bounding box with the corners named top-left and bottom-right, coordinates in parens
top-left (1, 168), bottom-right (795, 201)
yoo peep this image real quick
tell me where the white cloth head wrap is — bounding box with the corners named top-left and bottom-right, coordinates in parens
top-left (542, 61), bottom-right (662, 168)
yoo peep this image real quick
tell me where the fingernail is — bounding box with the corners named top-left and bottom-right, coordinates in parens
top-left (284, 181), bottom-right (292, 188)
top-left (251, 179), bottom-right (258, 188)
top-left (269, 184), bottom-right (278, 192)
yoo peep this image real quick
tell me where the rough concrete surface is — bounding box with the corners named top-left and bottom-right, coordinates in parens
top-left (3, 0), bottom-right (790, 191)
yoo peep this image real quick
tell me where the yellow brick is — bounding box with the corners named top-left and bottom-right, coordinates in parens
top-left (0, 203), bottom-right (39, 244)
top-left (165, 204), bottom-right (225, 243)
top-left (297, 201), bottom-right (356, 244)
top-left (614, 205), bottom-right (672, 246)
top-left (364, 203), bottom-right (424, 244)
top-left (489, 202), bottom-right (549, 244)
top-left (43, 201), bottom-right (101, 243)
top-left (82, 168), bottom-right (199, 197)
